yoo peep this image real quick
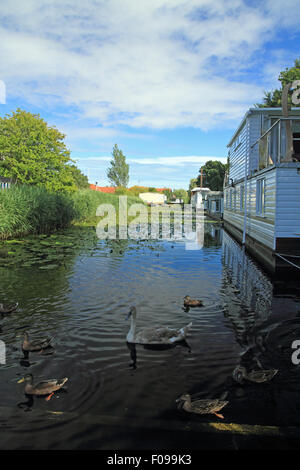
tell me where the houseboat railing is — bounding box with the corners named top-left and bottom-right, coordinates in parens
top-left (250, 116), bottom-right (300, 164)
top-left (237, 116), bottom-right (300, 246)
top-left (250, 119), bottom-right (281, 150)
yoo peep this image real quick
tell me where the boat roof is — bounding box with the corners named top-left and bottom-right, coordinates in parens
top-left (227, 107), bottom-right (300, 148)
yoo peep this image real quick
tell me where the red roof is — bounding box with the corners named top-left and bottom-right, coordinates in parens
top-left (89, 185), bottom-right (115, 193)
top-left (155, 188), bottom-right (171, 193)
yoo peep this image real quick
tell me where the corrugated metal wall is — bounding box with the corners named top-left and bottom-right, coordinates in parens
top-left (224, 168), bottom-right (276, 249)
top-left (228, 121), bottom-right (248, 181)
top-left (225, 108), bottom-right (300, 251)
top-left (275, 165), bottom-right (300, 238)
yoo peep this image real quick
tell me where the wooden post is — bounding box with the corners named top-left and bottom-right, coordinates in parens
top-left (282, 83), bottom-right (293, 162)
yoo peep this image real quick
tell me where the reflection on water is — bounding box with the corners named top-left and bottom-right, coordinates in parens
top-left (222, 231), bottom-right (273, 348)
top-left (0, 222), bottom-right (300, 449)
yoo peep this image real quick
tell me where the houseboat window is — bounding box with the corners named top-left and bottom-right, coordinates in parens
top-left (256, 178), bottom-right (265, 216)
top-left (293, 120), bottom-right (300, 161)
top-left (215, 200), bottom-right (220, 212)
top-left (259, 117), bottom-right (278, 169)
top-left (233, 189), bottom-right (237, 211)
top-left (270, 119), bottom-right (278, 164)
top-left (240, 185), bottom-right (244, 210)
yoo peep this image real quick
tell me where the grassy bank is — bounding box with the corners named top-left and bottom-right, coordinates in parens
top-left (0, 186), bottom-right (143, 239)
top-left (72, 188), bottom-right (142, 224)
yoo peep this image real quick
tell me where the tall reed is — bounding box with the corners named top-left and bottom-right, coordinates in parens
top-left (0, 185), bottom-right (143, 239)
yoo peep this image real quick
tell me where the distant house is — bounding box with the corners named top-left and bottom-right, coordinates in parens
top-left (169, 197), bottom-right (184, 204)
top-left (207, 191), bottom-right (223, 220)
top-left (139, 192), bottom-right (166, 205)
top-left (89, 185), bottom-right (115, 193)
top-left (155, 187), bottom-right (171, 193)
top-left (224, 106), bottom-right (300, 273)
top-left (0, 177), bottom-right (12, 190)
top-left (190, 187), bottom-right (210, 209)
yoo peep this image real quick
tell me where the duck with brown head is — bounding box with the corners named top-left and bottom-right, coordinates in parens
top-left (18, 374), bottom-right (68, 401)
top-left (0, 302), bottom-right (18, 314)
top-left (176, 394), bottom-right (228, 419)
top-left (22, 331), bottom-right (53, 352)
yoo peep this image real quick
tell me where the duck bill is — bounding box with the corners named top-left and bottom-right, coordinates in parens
top-left (175, 399), bottom-right (184, 409)
top-left (17, 378), bottom-right (25, 383)
top-left (126, 311), bottom-right (132, 321)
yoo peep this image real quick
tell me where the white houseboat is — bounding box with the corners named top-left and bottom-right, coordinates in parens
top-left (223, 106), bottom-right (300, 274)
top-left (190, 187), bottom-right (210, 209)
top-left (207, 191), bottom-right (224, 220)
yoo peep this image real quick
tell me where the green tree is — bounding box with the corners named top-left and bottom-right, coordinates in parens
top-left (255, 89), bottom-right (282, 108)
top-left (255, 58), bottom-right (300, 108)
top-left (188, 178), bottom-right (198, 203)
top-left (188, 178), bottom-right (198, 191)
top-left (173, 188), bottom-right (188, 203)
top-left (107, 144), bottom-right (129, 187)
top-left (0, 108), bottom-right (76, 192)
top-left (163, 188), bottom-right (172, 202)
top-left (68, 164), bottom-right (89, 189)
top-left (198, 160), bottom-right (227, 191)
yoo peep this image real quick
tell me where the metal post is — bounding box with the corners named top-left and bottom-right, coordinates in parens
top-left (242, 122), bottom-right (249, 245)
top-left (278, 120), bottom-right (281, 163)
top-left (282, 83), bottom-right (293, 162)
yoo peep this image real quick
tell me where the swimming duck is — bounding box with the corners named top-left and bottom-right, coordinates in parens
top-left (126, 306), bottom-right (192, 345)
top-left (183, 296), bottom-right (203, 308)
top-left (176, 394), bottom-right (228, 419)
top-left (0, 302), bottom-right (18, 314)
top-left (233, 365), bottom-right (278, 384)
top-left (22, 331), bottom-right (53, 352)
top-left (18, 374), bottom-right (68, 401)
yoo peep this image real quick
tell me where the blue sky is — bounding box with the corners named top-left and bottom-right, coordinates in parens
top-left (0, 0), bottom-right (300, 189)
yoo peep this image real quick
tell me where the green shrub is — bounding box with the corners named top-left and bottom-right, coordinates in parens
top-left (0, 186), bottom-right (144, 239)
top-left (115, 186), bottom-right (132, 195)
top-left (0, 185), bottom-right (75, 239)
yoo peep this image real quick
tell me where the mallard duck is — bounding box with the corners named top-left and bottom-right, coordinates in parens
top-left (0, 302), bottom-right (18, 314)
top-left (233, 365), bottom-right (278, 384)
top-left (126, 306), bottom-right (192, 345)
top-left (22, 331), bottom-right (53, 352)
top-left (183, 296), bottom-right (203, 308)
top-left (18, 374), bottom-right (68, 401)
top-left (176, 394), bottom-right (228, 419)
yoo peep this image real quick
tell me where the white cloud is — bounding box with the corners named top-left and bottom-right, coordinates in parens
top-left (77, 155), bottom-right (226, 166)
top-left (129, 155), bottom-right (227, 166)
top-left (0, 0), bottom-right (297, 132)
top-left (75, 153), bottom-right (227, 188)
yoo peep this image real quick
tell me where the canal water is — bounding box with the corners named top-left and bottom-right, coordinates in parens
top-left (0, 221), bottom-right (300, 449)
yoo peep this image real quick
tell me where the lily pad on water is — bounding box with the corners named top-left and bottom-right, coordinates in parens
top-left (38, 264), bottom-right (59, 270)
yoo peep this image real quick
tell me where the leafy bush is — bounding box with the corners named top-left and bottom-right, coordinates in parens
top-left (0, 186), bottom-right (143, 239)
top-left (0, 185), bottom-right (75, 239)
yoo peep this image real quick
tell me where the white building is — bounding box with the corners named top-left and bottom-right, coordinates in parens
top-left (139, 192), bottom-right (166, 205)
top-left (224, 107), bottom-right (300, 273)
top-left (190, 187), bottom-right (210, 209)
top-left (207, 191), bottom-right (224, 219)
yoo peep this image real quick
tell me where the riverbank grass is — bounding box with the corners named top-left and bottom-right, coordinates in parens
top-left (0, 186), bottom-right (144, 239)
